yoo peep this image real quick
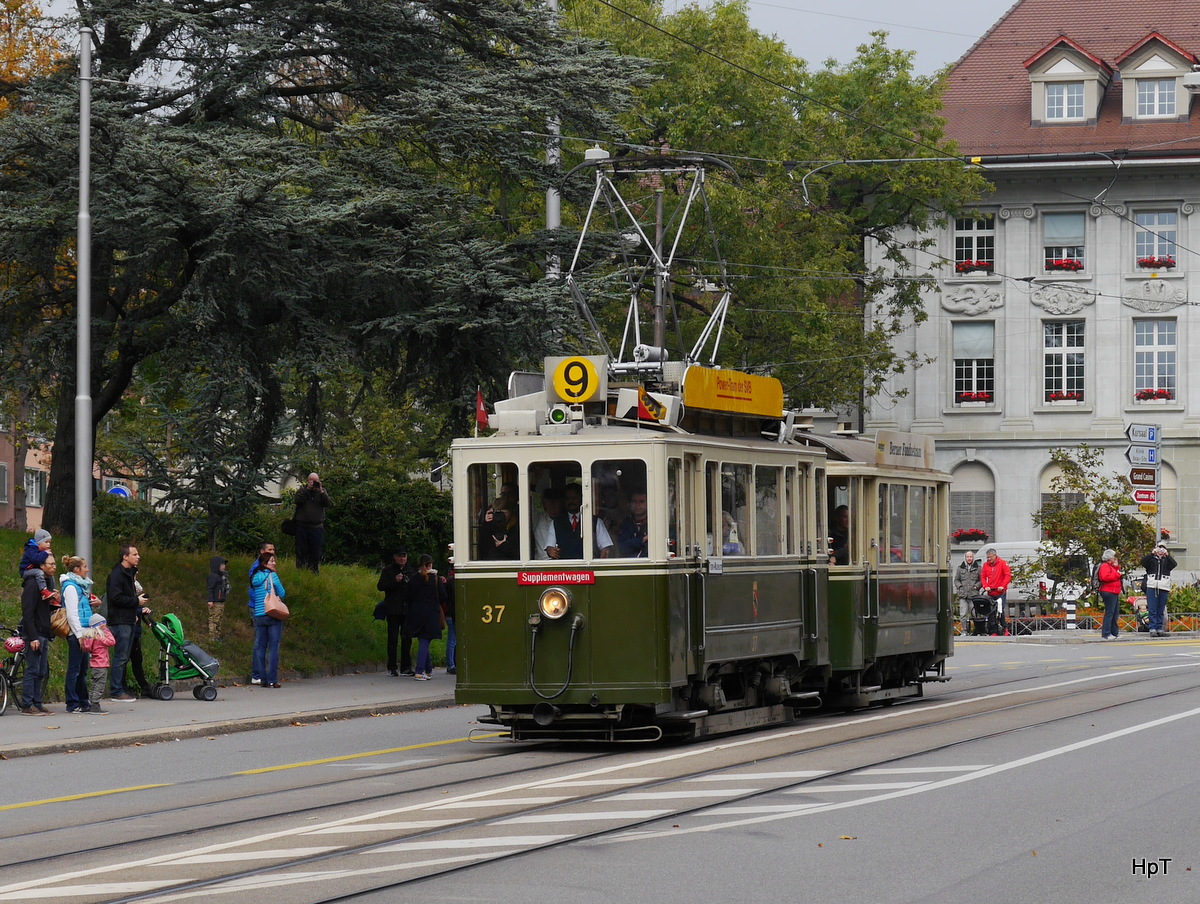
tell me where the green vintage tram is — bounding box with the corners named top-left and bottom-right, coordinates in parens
top-left (452, 358), bottom-right (953, 741)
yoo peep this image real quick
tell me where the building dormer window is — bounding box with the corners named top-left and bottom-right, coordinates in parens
top-left (1137, 78), bottom-right (1176, 117)
top-left (1025, 38), bottom-right (1112, 125)
top-left (1046, 82), bottom-right (1085, 120)
top-left (1116, 36), bottom-right (1194, 121)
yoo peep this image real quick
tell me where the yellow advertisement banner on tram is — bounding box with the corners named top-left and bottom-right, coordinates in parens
top-left (682, 367), bottom-right (784, 419)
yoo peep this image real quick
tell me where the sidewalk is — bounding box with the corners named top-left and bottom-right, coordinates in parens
top-left (957, 628), bottom-right (1197, 643)
top-left (0, 670), bottom-right (459, 760)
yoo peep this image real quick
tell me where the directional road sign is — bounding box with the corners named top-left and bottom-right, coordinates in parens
top-left (1128, 467), bottom-right (1158, 486)
top-left (1139, 504), bottom-right (1159, 515)
top-left (1125, 423), bottom-right (1159, 445)
top-left (1132, 489), bottom-right (1157, 504)
top-left (1126, 445), bottom-right (1159, 465)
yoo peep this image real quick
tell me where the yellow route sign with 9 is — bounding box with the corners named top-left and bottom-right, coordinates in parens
top-left (546, 355), bottom-right (608, 404)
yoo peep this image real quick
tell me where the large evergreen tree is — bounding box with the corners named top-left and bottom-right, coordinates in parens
top-left (0, 0), bottom-right (644, 533)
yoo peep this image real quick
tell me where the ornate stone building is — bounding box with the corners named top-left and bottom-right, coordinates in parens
top-left (865, 0), bottom-right (1200, 569)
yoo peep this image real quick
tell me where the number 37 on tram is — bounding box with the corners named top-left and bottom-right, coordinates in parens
top-left (451, 357), bottom-right (953, 741)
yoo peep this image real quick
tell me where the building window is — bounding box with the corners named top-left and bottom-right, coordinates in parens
top-left (1043, 212), bottom-right (1085, 269)
top-left (1134, 319), bottom-right (1176, 399)
top-left (1046, 82), bottom-right (1084, 120)
top-left (1135, 211), bottom-right (1177, 264)
top-left (1043, 321), bottom-right (1085, 402)
top-left (953, 322), bottom-right (995, 403)
top-left (954, 215), bottom-right (994, 269)
top-left (950, 462), bottom-right (995, 542)
top-left (1136, 79), bottom-right (1176, 117)
top-left (24, 468), bottom-right (46, 508)
top-left (0, 462), bottom-right (7, 504)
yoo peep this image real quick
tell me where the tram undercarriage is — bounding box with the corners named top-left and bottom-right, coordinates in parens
top-left (473, 652), bottom-right (947, 742)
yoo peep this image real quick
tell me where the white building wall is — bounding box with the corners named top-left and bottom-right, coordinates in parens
top-left (866, 164), bottom-right (1200, 570)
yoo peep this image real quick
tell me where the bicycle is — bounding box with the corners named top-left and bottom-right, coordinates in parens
top-left (0, 625), bottom-right (28, 716)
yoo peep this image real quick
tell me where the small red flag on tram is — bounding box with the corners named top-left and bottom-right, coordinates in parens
top-left (475, 389), bottom-right (489, 428)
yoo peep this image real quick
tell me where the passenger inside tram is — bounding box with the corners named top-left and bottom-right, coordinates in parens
top-left (829, 504), bottom-right (850, 565)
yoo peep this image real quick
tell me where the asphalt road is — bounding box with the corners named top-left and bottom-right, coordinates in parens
top-left (3, 638), bottom-right (1199, 904)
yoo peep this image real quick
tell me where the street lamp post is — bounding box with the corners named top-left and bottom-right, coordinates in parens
top-left (76, 27), bottom-right (93, 566)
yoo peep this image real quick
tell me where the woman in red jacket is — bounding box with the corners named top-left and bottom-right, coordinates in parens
top-left (1098, 549), bottom-right (1123, 639)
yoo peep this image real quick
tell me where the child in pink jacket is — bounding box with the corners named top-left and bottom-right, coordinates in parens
top-left (81, 613), bottom-right (116, 715)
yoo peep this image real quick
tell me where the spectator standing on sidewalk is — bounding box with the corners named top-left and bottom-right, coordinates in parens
top-left (407, 554), bottom-right (446, 680)
top-left (207, 556), bottom-right (230, 640)
top-left (377, 548), bottom-right (415, 676)
top-left (294, 473), bottom-right (331, 573)
top-left (18, 554), bottom-right (56, 715)
top-left (106, 546), bottom-right (150, 702)
top-left (1098, 549), bottom-right (1124, 640)
top-left (62, 556), bottom-right (97, 713)
top-left (1140, 543), bottom-right (1177, 637)
top-left (81, 614), bottom-right (116, 715)
top-left (250, 551), bottom-right (287, 688)
top-left (248, 542), bottom-right (274, 685)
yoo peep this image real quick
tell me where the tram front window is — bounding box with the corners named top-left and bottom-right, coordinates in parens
top-left (529, 461), bottom-right (583, 560)
top-left (468, 462), bottom-right (519, 561)
top-left (593, 459), bottom-right (648, 559)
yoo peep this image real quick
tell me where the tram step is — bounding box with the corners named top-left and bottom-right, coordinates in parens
top-left (659, 709), bottom-right (710, 721)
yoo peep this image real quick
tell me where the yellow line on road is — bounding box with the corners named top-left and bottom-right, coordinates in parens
top-left (0, 784), bottom-right (171, 812)
top-left (235, 734), bottom-right (500, 774)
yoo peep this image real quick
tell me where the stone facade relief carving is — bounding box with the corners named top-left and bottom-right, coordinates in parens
top-left (1030, 284), bottom-right (1094, 315)
top-left (1122, 279), bottom-right (1187, 312)
top-left (999, 206), bottom-right (1034, 220)
top-left (942, 284), bottom-right (1003, 315)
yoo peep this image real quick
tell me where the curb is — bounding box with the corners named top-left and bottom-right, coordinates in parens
top-left (0, 695), bottom-right (460, 760)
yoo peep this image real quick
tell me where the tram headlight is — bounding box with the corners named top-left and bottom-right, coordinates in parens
top-left (538, 587), bottom-right (572, 620)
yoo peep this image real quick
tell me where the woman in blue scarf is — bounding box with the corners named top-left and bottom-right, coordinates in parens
top-left (61, 556), bottom-right (96, 713)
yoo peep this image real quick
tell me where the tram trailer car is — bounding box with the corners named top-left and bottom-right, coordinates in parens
top-left (453, 362), bottom-right (953, 741)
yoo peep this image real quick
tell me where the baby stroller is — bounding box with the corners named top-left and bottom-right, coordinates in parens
top-left (140, 612), bottom-right (219, 701)
top-left (970, 595), bottom-right (1005, 636)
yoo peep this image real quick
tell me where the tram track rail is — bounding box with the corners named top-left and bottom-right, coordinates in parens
top-left (10, 659), bottom-right (1197, 904)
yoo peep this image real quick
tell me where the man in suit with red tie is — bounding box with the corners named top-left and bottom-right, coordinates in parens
top-left (546, 483), bottom-right (612, 559)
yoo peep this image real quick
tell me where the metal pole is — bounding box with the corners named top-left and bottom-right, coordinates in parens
top-left (545, 0), bottom-right (560, 279)
top-left (653, 189), bottom-right (665, 350)
top-left (76, 27), bottom-right (93, 566)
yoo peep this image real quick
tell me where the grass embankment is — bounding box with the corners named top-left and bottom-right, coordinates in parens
top-left (0, 530), bottom-right (443, 701)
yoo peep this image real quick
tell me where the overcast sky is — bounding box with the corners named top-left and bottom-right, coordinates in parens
top-left (719, 0), bottom-right (1020, 75)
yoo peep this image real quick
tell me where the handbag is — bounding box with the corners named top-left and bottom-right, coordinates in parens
top-left (264, 581), bottom-right (290, 621)
top-left (280, 518), bottom-right (297, 537)
top-left (372, 599), bottom-right (388, 621)
top-left (50, 606), bottom-right (71, 638)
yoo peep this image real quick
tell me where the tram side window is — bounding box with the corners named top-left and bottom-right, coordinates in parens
top-left (888, 484), bottom-right (907, 563)
top-left (786, 466), bottom-right (798, 557)
top-left (468, 463), bottom-right (520, 562)
top-left (815, 468), bottom-right (827, 561)
top-left (756, 466), bottom-right (782, 556)
top-left (908, 485), bottom-right (927, 563)
top-left (529, 461), bottom-right (582, 560)
top-left (593, 459), bottom-right (649, 558)
top-left (721, 463), bottom-right (750, 556)
top-left (667, 458), bottom-right (682, 558)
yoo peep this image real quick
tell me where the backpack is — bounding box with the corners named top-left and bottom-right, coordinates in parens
top-left (1084, 563), bottom-right (1102, 596)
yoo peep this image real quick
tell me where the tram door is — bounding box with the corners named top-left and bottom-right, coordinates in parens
top-left (826, 474), bottom-right (867, 670)
top-left (683, 453), bottom-right (705, 675)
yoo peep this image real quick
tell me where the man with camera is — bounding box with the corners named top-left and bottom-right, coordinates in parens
top-left (294, 473), bottom-right (332, 573)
